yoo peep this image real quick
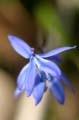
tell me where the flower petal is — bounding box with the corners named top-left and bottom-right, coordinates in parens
top-left (33, 83), bottom-right (45, 105)
top-left (17, 63), bottom-right (30, 90)
top-left (46, 55), bottom-right (61, 62)
top-left (14, 87), bottom-right (22, 97)
top-left (33, 72), bottom-right (46, 105)
top-left (39, 46), bottom-right (77, 58)
top-left (8, 35), bottom-right (32, 58)
top-left (48, 78), bottom-right (65, 104)
top-left (17, 58), bottom-right (36, 96)
top-left (35, 55), bottom-right (61, 77)
top-left (61, 74), bottom-right (75, 92)
top-left (25, 58), bottom-right (36, 96)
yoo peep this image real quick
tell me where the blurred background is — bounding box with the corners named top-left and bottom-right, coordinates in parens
top-left (0, 0), bottom-right (79, 120)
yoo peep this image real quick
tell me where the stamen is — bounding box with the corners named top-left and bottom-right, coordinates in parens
top-left (31, 48), bottom-right (35, 56)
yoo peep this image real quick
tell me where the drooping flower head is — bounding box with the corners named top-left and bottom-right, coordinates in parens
top-left (8, 35), bottom-right (77, 105)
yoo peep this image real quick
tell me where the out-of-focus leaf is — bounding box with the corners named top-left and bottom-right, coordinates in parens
top-left (34, 3), bottom-right (68, 40)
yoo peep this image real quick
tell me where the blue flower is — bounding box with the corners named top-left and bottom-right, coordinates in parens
top-left (8, 35), bottom-right (77, 105)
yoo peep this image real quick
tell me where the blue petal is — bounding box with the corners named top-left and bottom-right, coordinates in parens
top-left (17, 58), bottom-right (36, 96)
top-left (25, 58), bottom-right (36, 96)
top-left (61, 74), bottom-right (75, 92)
top-left (35, 55), bottom-right (61, 77)
top-left (8, 35), bottom-right (32, 58)
top-left (33, 72), bottom-right (46, 105)
top-left (33, 83), bottom-right (45, 105)
top-left (39, 46), bottom-right (77, 58)
top-left (17, 63), bottom-right (30, 90)
top-left (46, 55), bottom-right (61, 62)
top-left (48, 78), bottom-right (65, 104)
top-left (14, 88), bottom-right (22, 97)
